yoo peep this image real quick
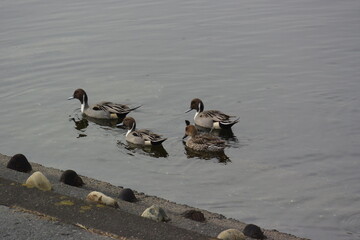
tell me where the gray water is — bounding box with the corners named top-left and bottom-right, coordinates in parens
top-left (1, 0), bottom-right (360, 239)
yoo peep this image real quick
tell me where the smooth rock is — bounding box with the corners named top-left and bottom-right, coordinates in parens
top-left (7, 154), bottom-right (32, 173)
top-left (181, 209), bottom-right (205, 222)
top-left (86, 191), bottom-right (119, 208)
top-left (243, 224), bottom-right (266, 239)
top-left (25, 171), bottom-right (52, 191)
top-left (119, 188), bottom-right (137, 202)
top-left (217, 229), bottom-right (246, 240)
top-left (141, 205), bottom-right (170, 222)
top-left (60, 170), bottom-right (84, 187)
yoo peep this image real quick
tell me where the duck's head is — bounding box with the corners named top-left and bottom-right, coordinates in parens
top-left (117, 117), bottom-right (136, 130)
top-left (183, 120), bottom-right (198, 139)
top-left (185, 98), bottom-right (204, 113)
top-left (68, 88), bottom-right (88, 104)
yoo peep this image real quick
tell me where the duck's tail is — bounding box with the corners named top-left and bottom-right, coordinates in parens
top-left (116, 105), bottom-right (142, 118)
top-left (128, 105), bottom-right (142, 112)
top-left (219, 117), bottom-right (239, 129)
top-left (150, 138), bottom-right (167, 146)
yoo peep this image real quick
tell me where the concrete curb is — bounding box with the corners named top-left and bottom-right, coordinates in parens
top-left (0, 153), bottom-right (309, 240)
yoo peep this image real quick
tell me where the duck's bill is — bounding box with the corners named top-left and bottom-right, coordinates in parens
top-left (182, 134), bottom-right (188, 139)
top-left (185, 109), bottom-right (192, 113)
top-left (67, 96), bottom-right (74, 100)
top-left (116, 123), bottom-right (124, 127)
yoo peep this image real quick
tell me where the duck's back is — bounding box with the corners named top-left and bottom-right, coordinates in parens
top-left (187, 134), bottom-right (225, 152)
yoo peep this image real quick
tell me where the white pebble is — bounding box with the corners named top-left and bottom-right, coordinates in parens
top-left (217, 229), bottom-right (246, 240)
top-left (141, 205), bottom-right (170, 222)
top-left (25, 171), bottom-right (52, 191)
top-left (86, 191), bottom-right (119, 208)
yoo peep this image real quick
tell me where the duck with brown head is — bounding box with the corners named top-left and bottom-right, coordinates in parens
top-left (183, 120), bottom-right (226, 152)
top-left (185, 98), bottom-right (239, 130)
top-left (68, 88), bottom-right (141, 119)
top-left (117, 117), bottom-right (167, 146)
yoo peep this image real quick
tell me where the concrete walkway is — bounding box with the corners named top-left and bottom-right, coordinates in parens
top-left (0, 177), bottom-right (211, 240)
top-left (0, 205), bottom-right (114, 240)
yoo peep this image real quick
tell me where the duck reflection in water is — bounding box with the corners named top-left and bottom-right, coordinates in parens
top-left (69, 112), bottom-right (126, 138)
top-left (69, 114), bottom-right (89, 138)
top-left (182, 120), bottom-right (231, 163)
top-left (70, 113), bottom-right (125, 131)
top-left (70, 116), bottom-right (89, 131)
top-left (183, 145), bottom-right (230, 163)
top-left (118, 141), bottom-right (169, 158)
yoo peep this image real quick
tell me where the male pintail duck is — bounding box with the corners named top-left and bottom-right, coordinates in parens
top-left (183, 120), bottom-right (225, 152)
top-left (185, 98), bottom-right (239, 130)
top-left (117, 117), bottom-right (167, 146)
top-left (68, 89), bottom-right (141, 119)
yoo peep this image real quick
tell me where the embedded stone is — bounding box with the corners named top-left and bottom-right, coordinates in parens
top-left (217, 229), bottom-right (246, 240)
top-left (60, 170), bottom-right (84, 187)
top-left (7, 154), bottom-right (32, 173)
top-left (86, 191), bottom-right (119, 208)
top-left (243, 224), bottom-right (266, 239)
top-left (181, 209), bottom-right (205, 222)
top-left (119, 188), bottom-right (137, 202)
top-left (25, 171), bottom-right (52, 191)
top-left (141, 205), bottom-right (170, 222)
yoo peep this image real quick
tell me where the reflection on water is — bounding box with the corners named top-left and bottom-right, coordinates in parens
top-left (183, 144), bottom-right (231, 164)
top-left (69, 112), bottom-right (124, 130)
top-left (83, 115), bottom-right (124, 128)
top-left (77, 133), bottom-right (87, 138)
top-left (69, 113), bottom-right (89, 138)
top-left (117, 141), bottom-right (169, 158)
top-left (70, 117), bottom-right (88, 131)
top-left (70, 112), bottom-right (125, 138)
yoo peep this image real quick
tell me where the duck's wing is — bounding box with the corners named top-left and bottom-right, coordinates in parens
top-left (203, 110), bottom-right (239, 126)
top-left (138, 129), bottom-right (166, 142)
top-left (137, 129), bottom-right (167, 145)
top-left (92, 102), bottom-right (131, 114)
top-left (202, 110), bottom-right (231, 122)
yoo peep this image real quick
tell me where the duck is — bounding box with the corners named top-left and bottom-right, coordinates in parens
top-left (185, 98), bottom-right (239, 130)
top-left (68, 88), bottom-right (141, 119)
top-left (117, 117), bottom-right (167, 146)
top-left (183, 120), bottom-right (225, 152)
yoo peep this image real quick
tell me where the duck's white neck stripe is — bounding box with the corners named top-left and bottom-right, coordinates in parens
top-left (194, 111), bottom-right (199, 120)
top-left (126, 129), bottom-right (131, 137)
top-left (81, 103), bottom-right (85, 113)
